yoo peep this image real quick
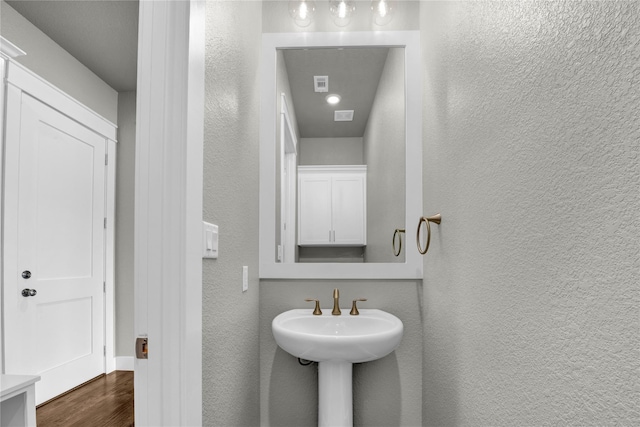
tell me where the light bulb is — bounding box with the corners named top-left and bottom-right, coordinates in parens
top-left (289, 0), bottom-right (316, 27)
top-left (338, 1), bottom-right (346, 18)
top-left (329, 0), bottom-right (355, 27)
top-left (326, 94), bottom-right (341, 105)
top-left (371, 0), bottom-right (395, 26)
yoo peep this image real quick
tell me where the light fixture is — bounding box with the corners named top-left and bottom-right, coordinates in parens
top-left (371, 0), bottom-right (395, 26)
top-left (289, 0), bottom-right (316, 27)
top-left (329, 0), bottom-right (355, 27)
top-left (326, 94), bottom-right (341, 105)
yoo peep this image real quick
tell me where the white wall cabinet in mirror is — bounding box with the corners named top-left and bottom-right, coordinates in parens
top-left (259, 31), bottom-right (422, 279)
top-left (298, 165), bottom-right (366, 247)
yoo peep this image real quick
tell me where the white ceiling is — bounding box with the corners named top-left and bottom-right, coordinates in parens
top-left (6, 0), bottom-right (139, 92)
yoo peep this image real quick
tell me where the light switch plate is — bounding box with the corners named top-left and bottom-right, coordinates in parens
top-left (202, 222), bottom-right (218, 259)
top-left (242, 266), bottom-right (248, 292)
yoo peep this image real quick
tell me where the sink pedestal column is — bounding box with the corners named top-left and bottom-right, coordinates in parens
top-left (318, 361), bottom-right (353, 427)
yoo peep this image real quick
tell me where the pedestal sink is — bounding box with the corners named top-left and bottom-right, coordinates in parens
top-left (272, 309), bottom-right (403, 427)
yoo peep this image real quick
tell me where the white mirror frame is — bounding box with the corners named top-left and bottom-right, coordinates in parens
top-left (259, 31), bottom-right (422, 279)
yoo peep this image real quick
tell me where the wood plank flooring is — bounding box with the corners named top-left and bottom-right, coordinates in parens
top-left (36, 371), bottom-right (134, 427)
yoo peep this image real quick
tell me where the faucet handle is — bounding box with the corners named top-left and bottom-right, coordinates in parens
top-left (304, 299), bottom-right (322, 315)
top-left (350, 298), bottom-right (368, 315)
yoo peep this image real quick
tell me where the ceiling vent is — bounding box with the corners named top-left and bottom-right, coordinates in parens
top-left (334, 110), bottom-right (354, 121)
top-left (314, 76), bottom-right (328, 92)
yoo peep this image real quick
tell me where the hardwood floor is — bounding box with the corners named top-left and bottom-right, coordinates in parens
top-left (36, 371), bottom-right (134, 427)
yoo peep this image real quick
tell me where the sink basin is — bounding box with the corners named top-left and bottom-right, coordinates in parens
top-left (272, 309), bottom-right (403, 363)
top-left (272, 308), bottom-right (403, 427)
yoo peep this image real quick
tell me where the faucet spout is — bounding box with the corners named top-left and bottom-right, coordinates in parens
top-left (332, 288), bottom-right (341, 315)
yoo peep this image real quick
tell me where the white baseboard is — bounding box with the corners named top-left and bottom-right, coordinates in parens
top-left (115, 356), bottom-right (134, 371)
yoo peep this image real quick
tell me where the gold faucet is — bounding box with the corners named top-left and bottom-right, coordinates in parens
top-left (350, 298), bottom-right (368, 315)
top-left (304, 299), bottom-right (322, 315)
top-left (332, 288), bottom-right (341, 315)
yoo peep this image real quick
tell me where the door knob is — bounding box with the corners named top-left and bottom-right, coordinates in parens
top-left (22, 270), bottom-right (31, 279)
top-left (22, 288), bottom-right (37, 297)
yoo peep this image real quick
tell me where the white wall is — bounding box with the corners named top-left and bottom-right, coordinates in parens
top-left (115, 91), bottom-right (136, 358)
top-left (203, 1), bottom-right (262, 425)
top-left (364, 48), bottom-right (405, 263)
top-left (421, 1), bottom-right (639, 425)
top-left (0, 1), bottom-right (117, 123)
top-left (299, 137), bottom-right (364, 165)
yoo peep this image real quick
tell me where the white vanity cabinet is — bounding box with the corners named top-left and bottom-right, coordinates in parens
top-left (1, 375), bottom-right (40, 427)
top-left (298, 166), bottom-right (366, 246)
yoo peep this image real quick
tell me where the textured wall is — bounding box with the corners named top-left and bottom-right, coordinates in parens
top-left (203, 1), bottom-right (262, 425)
top-left (0, 1), bottom-right (117, 123)
top-left (115, 91), bottom-right (136, 357)
top-left (421, 1), bottom-right (640, 425)
top-left (364, 48), bottom-right (405, 263)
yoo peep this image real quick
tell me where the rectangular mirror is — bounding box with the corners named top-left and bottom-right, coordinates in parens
top-left (260, 31), bottom-right (422, 279)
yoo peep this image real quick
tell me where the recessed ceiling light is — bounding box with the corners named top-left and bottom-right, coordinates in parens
top-left (326, 94), bottom-right (341, 105)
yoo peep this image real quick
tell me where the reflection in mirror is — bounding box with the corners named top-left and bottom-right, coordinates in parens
top-left (276, 47), bottom-right (405, 264)
top-left (259, 31), bottom-right (422, 280)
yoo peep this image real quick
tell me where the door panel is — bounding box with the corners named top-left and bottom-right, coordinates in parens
top-left (33, 122), bottom-right (96, 279)
top-left (3, 93), bottom-right (106, 404)
top-left (35, 297), bottom-right (93, 372)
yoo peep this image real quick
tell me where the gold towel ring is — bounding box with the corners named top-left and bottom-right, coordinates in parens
top-left (392, 229), bottom-right (405, 257)
top-left (416, 214), bottom-right (441, 255)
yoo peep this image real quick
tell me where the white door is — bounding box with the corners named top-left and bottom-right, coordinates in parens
top-left (3, 93), bottom-right (106, 405)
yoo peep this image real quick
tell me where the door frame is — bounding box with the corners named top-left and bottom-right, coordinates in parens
top-left (134, 0), bottom-right (204, 425)
top-left (280, 93), bottom-right (297, 263)
top-left (1, 58), bottom-right (117, 376)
